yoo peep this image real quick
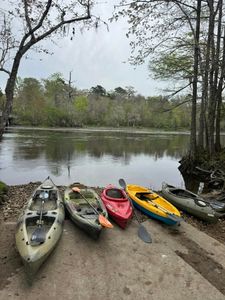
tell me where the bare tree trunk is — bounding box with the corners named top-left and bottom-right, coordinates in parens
top-left (198, 90), bottom-right (206, 148)
top-left (215, 26), bottom-right (225, 151)
top-left (0, 52), bottom-right (22, 138)
top-left (190, 0), bottom-right (201, 159)
top-left (207, 0), bottom-right (216, 157)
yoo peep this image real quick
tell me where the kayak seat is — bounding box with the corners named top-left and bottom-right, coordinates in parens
top-left (49, 191), bottom-right (57, 201)
top-left (137, 194), bottom-right (150, 200)
top-left (75, 205), bottom-right (98, 216)
top-left (106, 189), bottom-right (123, 199)
top-left (85, 209), bottom-right (96, 215)
top-left (37, 211), bottom-right (48, 216)
top-left (172, 190), bottom-right (191, 198)
top-left (137, 193), bottom-right (146, 200)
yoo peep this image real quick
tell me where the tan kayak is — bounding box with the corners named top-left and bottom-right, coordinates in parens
top-left (15, 177), bottom-right (65, 279)
top-left (64, 187), bottom-right (108, 239)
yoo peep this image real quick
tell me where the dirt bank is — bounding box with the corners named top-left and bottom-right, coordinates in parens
top-left (1, 183), bottom-right (225, 240)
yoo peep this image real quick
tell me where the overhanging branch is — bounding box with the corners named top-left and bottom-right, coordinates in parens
top-left (162, 99), bottom-right (190, 112)
top-left (0, 67), bottom-right (10, 75)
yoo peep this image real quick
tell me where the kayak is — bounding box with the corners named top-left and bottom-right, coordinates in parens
top-left (101, 185), bottom-right (133, 229)
top-left (64, 186), bottom-right (108, 239)
top-left (15, 177), bottom-right (65, 278)
top-left (126, 184), bottom-right (181, 226)
top-left (161, 183), bottom-right (225, 222)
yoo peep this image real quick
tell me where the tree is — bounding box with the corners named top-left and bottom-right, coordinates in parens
top-left (0, 0), bottom-right (94, 138)
top-left (114, 87), bottom-right (127, 99)
top-left (14, 77), bottom-right (45, 125)
top-left (90, 85), bottom-right (106, 97)
top-left (44, 73), bottom-right (69, 107)
top-left (114, 0), bottom-right (225, 161)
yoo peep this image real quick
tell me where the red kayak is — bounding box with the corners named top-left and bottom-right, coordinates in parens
top-left (101, 185), bottom-right (133, 229)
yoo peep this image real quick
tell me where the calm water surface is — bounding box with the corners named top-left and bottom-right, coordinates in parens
top-left (1, 128), bottom-right (223, 190)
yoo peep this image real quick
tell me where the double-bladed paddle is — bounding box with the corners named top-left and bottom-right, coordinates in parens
top-left (30, 191), bottom-right (48, 245)
top-left (72, 187), bottom-right (113, 229)
top-left (118, 179), bottom-right (152, 244)
top-left (139, 194), bottom-right (183, 223)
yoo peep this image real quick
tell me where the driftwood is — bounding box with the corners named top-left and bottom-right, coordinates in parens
top-left (179, 158), bottom-right (225, 192)
top-left (208, 169), bottom-right (225, 191)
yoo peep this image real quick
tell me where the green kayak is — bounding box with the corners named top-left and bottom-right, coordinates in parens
top-left (15, 177), bottom-right (65, 279)
top-left (64, 187), bottom-right (108, 239)
top-left (161, 183), bottom-right (225, 223)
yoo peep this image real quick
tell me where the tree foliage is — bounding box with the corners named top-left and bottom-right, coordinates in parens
top-left (0, 0), bottom-right (95, 137)
top-left (114, 0), bottom-right (225, 160)
top-left (11, 75), bottom-right (195, 130)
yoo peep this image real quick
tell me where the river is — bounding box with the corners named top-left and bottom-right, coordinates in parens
top-left (1, 127), bottom-right (223, 191)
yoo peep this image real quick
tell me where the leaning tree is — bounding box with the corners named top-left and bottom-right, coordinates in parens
top-left (0, 0), bottom-right (96, 138)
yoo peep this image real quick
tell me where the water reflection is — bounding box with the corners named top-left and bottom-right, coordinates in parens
top-left (11, 130), bottom-right (190, 162)
top-left (1, 128), bottom-right (223, 191)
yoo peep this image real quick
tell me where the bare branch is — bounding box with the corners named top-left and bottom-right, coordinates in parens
top-left (23, 0), bottom-right (35, 39)
top-left (19, 0), bottom-right (53, 49)
top-left (0, 67), bottom-right (10, 75)
top-left (164, 82), bottom-right (192, 100)
top-left (162, 99), bottom-right (190, 112)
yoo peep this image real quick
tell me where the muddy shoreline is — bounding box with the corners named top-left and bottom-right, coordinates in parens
top-left (1, 182), bottom-right (225, 242)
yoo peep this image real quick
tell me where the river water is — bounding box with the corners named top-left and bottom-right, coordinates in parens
top-left (1, 127), bottom-right (223, 191)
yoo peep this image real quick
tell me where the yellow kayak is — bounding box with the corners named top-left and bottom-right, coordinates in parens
top-left (126, 184), bottom-right (181, 225)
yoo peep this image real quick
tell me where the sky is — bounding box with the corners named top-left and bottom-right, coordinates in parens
top-left (0, 1), bottom-right (167, 97)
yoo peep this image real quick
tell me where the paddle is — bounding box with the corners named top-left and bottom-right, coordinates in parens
top-left (30, 191), bottom-right (48, 245)
top-left (72, 187), bottom-right (113, 229)
top-left (118, 179), bottom-right (152, 243)
top-left (140, 194), bottom-right (183, 223)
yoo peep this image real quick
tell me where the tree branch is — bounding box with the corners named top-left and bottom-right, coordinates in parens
top-left (23, 0), bottom-right (35, 39)
top-left (18, 1), bottom-right (91, 56)
top-left (164, 82), bottom-right (192, 100)
top-left (162, 99), bottom-right (190, 112)
top-left (0, 67), bottom-right (10, 75)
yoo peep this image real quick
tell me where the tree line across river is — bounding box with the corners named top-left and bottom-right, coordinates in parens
top-left (1, 73), bottom-right (216, 131)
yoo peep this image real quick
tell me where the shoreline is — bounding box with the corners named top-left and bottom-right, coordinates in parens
top-left (0, 182), bottom-right (225, 294)
top-left (6, 125), bottom-right (225, 135)
top-left (1, 182), bottom-right (225, 245)
top-left (6, 125), bottom-right (192, 135)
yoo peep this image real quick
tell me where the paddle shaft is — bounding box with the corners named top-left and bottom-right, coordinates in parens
top-left (118, 179), bottom-right (141, 223)
top-left (127, 194), bottom-right (142, 224)
top-left (30, 199), bottom-right (46, 245)
top-left (76, 190), bottom-right (100, 215)
top-left (142, 196), bottom-right (181, 221)
top-left (118, 179), bottom-right (152, 243)
top-left (137, 194), bottom-right (180, 221)
top-left (38, 200), bottom-right (45, 226)
top-left (146, 197), bottom-right (173, 215)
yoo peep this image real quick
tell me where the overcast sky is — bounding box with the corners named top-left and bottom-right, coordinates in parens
top-left (0, 1), bottom-right (167, 97)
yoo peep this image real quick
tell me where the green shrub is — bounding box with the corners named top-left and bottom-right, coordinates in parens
top-left (0, 181), bottom-right (8, 194)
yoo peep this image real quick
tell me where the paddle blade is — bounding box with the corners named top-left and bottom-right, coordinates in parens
top-left (30, 227), bottom-right (46, 246)
top-left (119, 178), bottom-right (126, 190)
top-left (138, 224), bottom-right (152, 243)
top-left (72, 187), bottom-right (81, 193)
top-left (98, 214), bottom-right (113, 228)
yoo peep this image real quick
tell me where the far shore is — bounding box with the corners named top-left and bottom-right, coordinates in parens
top-left (6, 125), bottom-right (192, 135)
top-left (6, 125), bottom-right (225, 136)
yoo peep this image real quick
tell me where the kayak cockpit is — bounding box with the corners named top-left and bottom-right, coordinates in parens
top-left (68, 191), bottom-right (104, 218)
top-left (25, 216), bottom-right (55, 245)
top-left (30, 189), bottom-right (58, 211)
top-left (105, 188), bottom-right (127, 201)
